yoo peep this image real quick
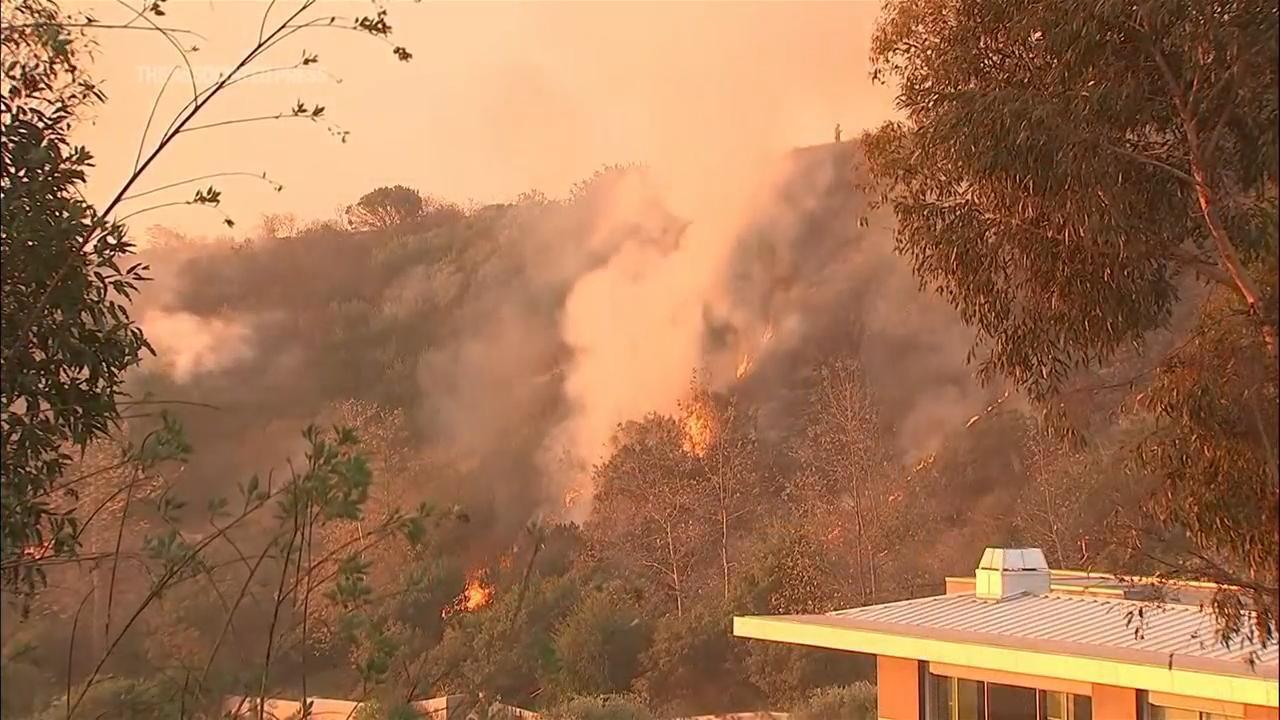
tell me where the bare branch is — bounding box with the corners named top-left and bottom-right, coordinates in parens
top-left (258, 0), bottom-right (281, 44)
top-left (177, 112), bottom-right (326, 135)
top-left (1099, 140), bottom-right (1196, 186)
top-left (122, 172), bottom-right (280, 202)
top-left (113, 0), bottom-right (198, 101)
top-left (3, 21), bottom-right (205, 38)
top-left (114, 199), bottom-right (233, 227)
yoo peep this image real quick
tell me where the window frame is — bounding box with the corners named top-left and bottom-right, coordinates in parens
top-left (924, 668), bottom-right (1094, 720)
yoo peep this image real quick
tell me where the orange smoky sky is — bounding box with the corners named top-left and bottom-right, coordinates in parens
top-left (71, 1), bottom-right (898, 235)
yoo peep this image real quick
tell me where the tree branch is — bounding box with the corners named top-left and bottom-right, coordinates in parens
top-left (4, 21), bottom-right (205, 38)
top-left (177, 112), bottom-right (323, 135)
top-left (113, 0), bottom-right (198, 101)
top-left (122, 172), bottom-right (280, 202)
top-left (1099, 140), bottom-right (1196, 186)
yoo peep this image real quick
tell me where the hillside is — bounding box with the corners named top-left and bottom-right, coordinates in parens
top-left (3, 145), bottom-right (1155, 717)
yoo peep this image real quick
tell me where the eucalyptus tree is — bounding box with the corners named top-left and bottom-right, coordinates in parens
top-left (864, 0), bottom-right (1278, 646)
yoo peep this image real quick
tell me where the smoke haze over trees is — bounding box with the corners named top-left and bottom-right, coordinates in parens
top-left (2, 0), bottom-right (1276, 718)
top-left (125, 144), bottom-right (1005, 548)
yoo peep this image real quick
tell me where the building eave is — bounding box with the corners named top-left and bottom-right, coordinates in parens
top-left (732, 614), bottom-right (1279, 707)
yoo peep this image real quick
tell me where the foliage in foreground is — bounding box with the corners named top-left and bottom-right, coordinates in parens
top-left (863, 0), bottom-right (1279, 647)
top-left (1, 0), bottom-right (152, 601)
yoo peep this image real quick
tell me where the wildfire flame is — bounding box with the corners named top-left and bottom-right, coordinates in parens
top-left (734, 324), bottom-right (774, 381)
top-left (442, 569), bottom-right (495, 617)
top-left (965, 388), bottom-right (1012, 429)
top-left (563, 487), bottom-right (583, 509)
top-left (681, 401), bottom-right (717, 457)
top-left (911, 452), bottom-right (936, 475)
top-left (462, 574), bottom-right (494, 611)
top-left (21, 540), bottom-right (53, 561)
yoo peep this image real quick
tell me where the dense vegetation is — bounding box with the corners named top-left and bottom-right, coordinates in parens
top-left (0, 166), bottom-right (1177, 718)
top-left (1, 0), bottom-right (1275, 719)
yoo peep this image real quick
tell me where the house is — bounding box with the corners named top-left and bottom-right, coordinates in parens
top-left (733, 548), bottom-right (1279, 719)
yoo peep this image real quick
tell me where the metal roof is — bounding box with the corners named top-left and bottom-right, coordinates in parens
top-left (822, 590), bottom-right (1277, 676)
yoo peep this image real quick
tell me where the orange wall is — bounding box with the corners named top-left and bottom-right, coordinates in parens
top-left (877, 656), bottom-right (920, 720)
top-left (1092, 685), bottom-right (1138, 720)
top-left (1245, 706), bottom-right (1280, 720)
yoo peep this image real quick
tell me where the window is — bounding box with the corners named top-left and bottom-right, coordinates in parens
top-left (1040, 691), bottom-right (1092, 720)
top-left (988, 684), bottom-right (1036, 720)
top-left (925, 673), bottom-right (1092, 720)
top-left (929, 674), bottom-right (986, 720)
top-left (1149, 707), bottom-right (1241, 720)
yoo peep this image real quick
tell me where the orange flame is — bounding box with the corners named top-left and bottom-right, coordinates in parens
top-left (21, 540), bottom-right (53, 561)
top-left (563, 487), bottom-right (583, 509)
top-left (442, 569), bottom-right (495, 617)
top-left (462, 574), bottom-right (494, 611)
top-left (965, 388), bottom-right (1012, 429)
top-left (911, 452), bottom-right (936, 475)
top-left (735, 324), bottom-right (774, 381)
top-left (681, 402), bottom-right (717, 457)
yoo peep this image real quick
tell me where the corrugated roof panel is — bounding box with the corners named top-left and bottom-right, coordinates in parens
top-left (827, 592), bottom-right (1277, 666)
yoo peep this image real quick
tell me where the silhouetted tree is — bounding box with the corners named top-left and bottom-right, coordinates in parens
top-left (345, 185), bottom-right (427, 231)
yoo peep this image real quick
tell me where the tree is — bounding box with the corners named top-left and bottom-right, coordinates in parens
top-left (729, 522), bottom-right (870, 707)
top-left (259, 212), bottom-right (300, 239)
top-left (1, 0), bottom-right (415, 606)
top-left (1, 0), bottom-right (151, 600)
top-left (345, 185), bottom-right (428, 231)
top-left (306, 400), bottom-right (430, 647)
top-left (1133, 291), bottom-right (1278, 644)
top-left (588, 415), bottom-right (707, 617)
top-left (1012, 418), bottom-right (1158, 571)
top-left (788, 357), bottom-right (903, 604)
top-left (633, 599), bottom-right (752, 716)
top-left (551, 590), bottom-right (650, 696)
top-left (682, 382), bottom-right (763, 600)
top-left (865, 0), bottom-right (1277, 396)
top-left (864, 0), bottom-right (1278, 645)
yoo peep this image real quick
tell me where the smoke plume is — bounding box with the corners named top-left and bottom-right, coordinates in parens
top-left (126, 139), bottom-right (1000, 541)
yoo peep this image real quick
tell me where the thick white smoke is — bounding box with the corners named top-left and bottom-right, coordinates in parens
top-left (139, 309), bottom-right (255, 383)
top-left (541, 143), bottom-right (999, 519)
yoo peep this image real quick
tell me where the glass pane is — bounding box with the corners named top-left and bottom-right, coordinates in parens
top-left (987, 682), bottom-right (1036, 720)
top-left (1041, 691), bottom-right (1067, 720)
top-left (927, 674), bottom-right (952, 720)
top-left (1072, 695), bottom-right (1092, 720)
top-left (956, 678), bottom-right (985, 720)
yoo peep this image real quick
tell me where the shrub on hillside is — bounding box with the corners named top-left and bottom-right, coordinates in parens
top-left (354, 699), bottom-right (425, 720)
top-left (790, 682), bottom-right (876, 720)
top-left (544, 694), bottom-right (655, 720)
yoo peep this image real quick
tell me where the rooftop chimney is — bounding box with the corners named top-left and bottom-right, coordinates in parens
top-left (974, 547), bottom-right (1050, 601)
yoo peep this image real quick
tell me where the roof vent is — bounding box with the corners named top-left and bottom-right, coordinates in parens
top-left (975, 547), bottom-right (1050, 601)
